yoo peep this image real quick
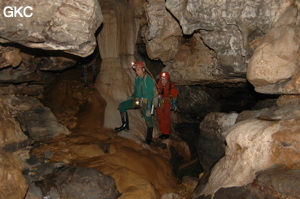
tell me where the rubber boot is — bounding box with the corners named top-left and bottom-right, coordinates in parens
top-left (159, 134), bottom-right (169, 139)
top-left (144, 127), bottom-right (153, 145)
top-left (115, 111), bottom-right (129, 132)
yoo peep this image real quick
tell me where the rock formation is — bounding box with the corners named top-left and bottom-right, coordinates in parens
top-left (97, 0), bottom-right (136, 58)
top-left (197, 112), bottom-right (238, 173)
top-left (0, 151), bottom-right (28, 199)
top-left (143, 0), bottom-right (300, 88)
top-left (0, 46), bottom-right (22, 69)
top-left (194, 101), bottom-right (300, 198)
top-left (0, 94), bottom-right (70, 198)
top-left (247, 5), bottom-right (300, 94)
top-left (0, 0), bottom-right (102, 57)
top-left (23, 165), bottom-right (119, 199)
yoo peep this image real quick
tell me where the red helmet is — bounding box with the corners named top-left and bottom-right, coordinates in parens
top-left (159, 71), bottom-right (170, 80)
top-left (131, 61), bottom-right (145, 69)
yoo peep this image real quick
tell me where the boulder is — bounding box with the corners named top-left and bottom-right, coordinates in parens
top-left (24, 164), bottom-right (119, 199)
top-left (193, 104), bottom-right (300, 198)
top-left (196, 167), bottom-right (300, 199)
top-left (1, 95), bottom-right (69, 141)
top-left (0, 0), bottom-right (102, 57)
top-left (145, 0), bottom-right (182, 62)
top-left (247, 5), bottom-right (300, 94)
top-left (0, 95), bottom-right (28, 149)
top-left (198, 112), bottom-right (238, 172)
top-left (0, 151), bottom-right (28, 199)
top-left (0, 46), bottom-right (22, 69)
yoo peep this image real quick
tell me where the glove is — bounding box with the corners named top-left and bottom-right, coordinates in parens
top-left (171, 100), bottom-right (177, 112)
top-left (146, 109), bottom-right (152, 117)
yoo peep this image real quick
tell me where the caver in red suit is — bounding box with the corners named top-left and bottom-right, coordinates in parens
top-left (156, 72), bottom-right (179, 139)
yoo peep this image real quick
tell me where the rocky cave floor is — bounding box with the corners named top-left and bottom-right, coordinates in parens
top-left (25, 65), bottom-right (194, 199)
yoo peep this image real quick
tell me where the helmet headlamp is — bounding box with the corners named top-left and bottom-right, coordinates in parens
top-left (131, 62), bottom-right (136, 69)
top-left (159, 71), bottom-right (170, 80)
top-left (131, 61), bottom-right (145, 70)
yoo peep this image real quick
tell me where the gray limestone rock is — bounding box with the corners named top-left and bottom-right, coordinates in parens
top-left (0, 0), bottom-right (103, 57)
top-left (1, 95), bottom-right (69, 141)
top-left (24, 165), bottom-right (119, 199)
top-left (194, 103), bottom-right (300, 198)
top-left (247, 6), bottom-right (300, 94)
top-left (197, 112), bottom-right (238, 172)
top-left (195, 167), bottom-right (300, 199)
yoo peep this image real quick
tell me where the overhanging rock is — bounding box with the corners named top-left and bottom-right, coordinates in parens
top-left (0, 0), bottom-right (103, 57)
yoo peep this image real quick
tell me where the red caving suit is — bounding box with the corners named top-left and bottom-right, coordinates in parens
top-left (156, 80), bottom-right (179, 135)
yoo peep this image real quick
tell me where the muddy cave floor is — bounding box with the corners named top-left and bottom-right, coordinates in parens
top-left (31, 66), bottom-right (194, 198)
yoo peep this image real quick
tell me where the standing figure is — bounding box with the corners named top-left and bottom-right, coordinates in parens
top-left (115, 61), bottom-right (155, 144)
top-left (156, 72), bottom-right (179, 139)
